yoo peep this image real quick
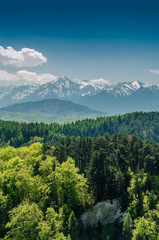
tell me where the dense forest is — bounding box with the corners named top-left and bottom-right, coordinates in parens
top-left (0, 132), bottom-right (159, 239)
top-left (0, 111), bottom-right (159, 148)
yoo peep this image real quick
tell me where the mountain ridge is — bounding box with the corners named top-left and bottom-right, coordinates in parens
top-left (0, 98), bottom-right (104, 123)
top-left (0, 76), bottom-right (157, 114)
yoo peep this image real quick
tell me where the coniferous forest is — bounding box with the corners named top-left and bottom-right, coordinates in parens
top-left (0, 112), bottom-right (159, 239)
top-left (0, 111), bottom-right (159, 148)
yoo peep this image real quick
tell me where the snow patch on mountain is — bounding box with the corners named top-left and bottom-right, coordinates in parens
top-left (132, 81), bottom-right (141, 89)
top-left (89, 78), bottom-right (110, 90)
top-left (72, 78), bottom-right (88, 86)
top-left (12, 92), bottom-right (27, 101)
top-left (109, 81), bottom-right (154, 97)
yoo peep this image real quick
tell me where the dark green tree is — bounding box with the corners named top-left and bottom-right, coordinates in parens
top-left (123, 212), bottom-right (133, 240)
top-left (68, 211), bottom-right (79, 240)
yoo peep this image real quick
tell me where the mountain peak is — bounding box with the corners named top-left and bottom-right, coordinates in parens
top-left (61, 75), bottom-right (70, 81)
top-left (132, 81), bottom-right (141, 89)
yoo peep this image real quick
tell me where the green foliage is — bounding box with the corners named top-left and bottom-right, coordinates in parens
top-left (53, 133), bottom-right (159, 239)
top-left (67, 234), bottom-right (72, 240)
top-left (38, 207), bottom-right (66, 240)
top-left (132, 215), bottom-right (158, 240)
top-left (68, 211), bottom-right (79, 240)
top-left (123, 212), bottom-right (133, 240)
top-left (1, 111), bottom-right (159, 147)
top-left (0, 143), bottom-right (91, 239)
top-left (55, 158), bottom-right (87, 209)
top-left (128, 171), bottom-right (159, 219)
top-left (0, 128), bottom-right (159, 239)
top-left (102, 225), bottom-right (108, 240)
top-left (4, 201), bottom-right (44, 240)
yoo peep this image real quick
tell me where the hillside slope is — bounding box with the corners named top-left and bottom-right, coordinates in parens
top-left (0, 98), bottom-right (104, 123)
top-left (0, 111), bottom-right (159, 147)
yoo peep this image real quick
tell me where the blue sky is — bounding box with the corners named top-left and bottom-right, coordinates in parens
top-left (0, 0), bottom-right (159, 85)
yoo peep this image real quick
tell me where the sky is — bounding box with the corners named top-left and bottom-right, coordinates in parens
top-left (0, 0), bottom-right (159, 86)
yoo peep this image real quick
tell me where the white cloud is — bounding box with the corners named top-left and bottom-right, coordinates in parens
top-left (148, 69), bottom-right (159, 75)
top-left (0, 69), bottom-right (57, 86)
top-left (17, 70), bottom-right (57, 85)
top-left (0, 46), bottom-right (47, 67)
top-left (0, 70), bottom-right (19, 82)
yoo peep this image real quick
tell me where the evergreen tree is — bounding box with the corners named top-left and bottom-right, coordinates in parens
top-left (67, 234), bottom-right (72, 240)
top-left (68, 211), bottom-right (79, 240)
top-left (123, 212), bottom-right (133, 240)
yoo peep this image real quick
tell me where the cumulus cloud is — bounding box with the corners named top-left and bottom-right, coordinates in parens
top-left (0, 69), bottom-right (57, 86)
top-left (0, 46), bottom-right (47, 67)
top-left (148, 69), bottom-right (159, 75)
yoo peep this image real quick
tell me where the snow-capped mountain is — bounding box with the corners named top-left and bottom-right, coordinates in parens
top-left (0, 76), bottom-right (158, 114)
top-left (104, 81), bottom-right (153, 96)
top-left (0, 76), bottom-right (110, 107)
top-left (84, 81), bottom-right (159, 114)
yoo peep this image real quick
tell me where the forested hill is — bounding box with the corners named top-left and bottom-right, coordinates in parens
top-left (1, 98), bottom-right (101, 114)
top-left (0, 111), bottom-right (159, 147)
top-left (0, 98), bottom-right (104, 123)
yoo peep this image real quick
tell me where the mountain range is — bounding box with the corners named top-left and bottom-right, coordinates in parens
top-left (0, 76), bottom-right (158, 115)
top-left (0, 76), bottom-right (110, 107)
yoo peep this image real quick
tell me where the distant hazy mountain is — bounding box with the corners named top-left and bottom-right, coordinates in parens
top-left (0, 98), bottom-right (104, 123)
top-left (84, 82), bottom-right (159, 114)
top-left (0, 76), bottom-right (158, 114)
